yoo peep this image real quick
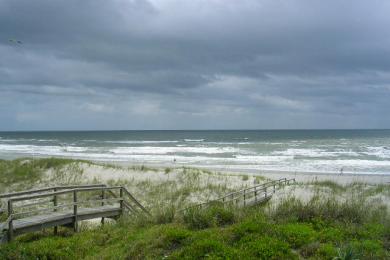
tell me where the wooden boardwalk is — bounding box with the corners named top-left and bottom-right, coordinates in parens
top-left (1, 178), bottom-right (295, 244)
top-left (183, 178), bottom-right (295, 211)
top-left (0, 184), bottom-right (149, 243)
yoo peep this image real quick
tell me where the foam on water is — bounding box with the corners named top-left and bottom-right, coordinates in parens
top-left (272, 148), bottom-right (360, 158)
top-left (184, 139), bottom-right (205, 142)
top-left (364, 146), bottom-right (390, 159)
top-left (104, 140), bottom-right (179, 144)
top-left (1, 130), bottom-right (390, 174)
top-left (109, 146), bottom-right (238, 155)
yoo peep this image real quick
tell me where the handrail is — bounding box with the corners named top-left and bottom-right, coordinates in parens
top-left (12, 198), bottom-right (124, 218)
top-left (218, 178), bottom-right (288, 201)
top-left (122, 200), bottom-right (137, 213)
top-left (183, 178), bottom-right (295, 211)
top-left (12, 199), bottom-right (53, 209)
top-left (122, 188), bottom-right (150, 215)
top-left (1, 184), bottom-right (149, 242)
top-left (107, 188), bottom-right (151, 215)
top-left (9, 186), bottom-right (123, 203)
top-left (0, 184), bottom-right (106, 199)
top-left (223, 178), bottom-right (294, 201)
top-left (215, 178), bottom-right (293, 202)
top-left (4, 186), bottom-right (149, 219)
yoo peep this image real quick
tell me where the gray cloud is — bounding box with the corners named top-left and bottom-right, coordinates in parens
top-left (0, 0), bottom-right (390, 130)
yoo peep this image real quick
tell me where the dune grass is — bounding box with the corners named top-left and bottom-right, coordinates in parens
top-left (1, 195), bottom-right (389, 259)
top-left (309, 180), bottom-right (347, 193)
top-left (0, 158), bottom-right (87, 192)
top-left (0, 158), bottom-right (389, 259)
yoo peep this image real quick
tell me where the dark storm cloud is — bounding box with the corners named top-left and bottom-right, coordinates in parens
top-left (0, 0), bottom-right (390, 130)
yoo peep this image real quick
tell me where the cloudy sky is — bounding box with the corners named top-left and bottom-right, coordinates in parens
top-left (1, 0), bottom-right (390, 130)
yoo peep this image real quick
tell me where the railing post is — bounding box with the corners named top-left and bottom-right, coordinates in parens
top-left (7, 200), bottom-right (13, 242)
top-left (243, 190), bottom-right (246, 206)
top-left (120, 187), bottom-right (124, 214)
top-left (255, 187), bottom-right (257, 203)
top-left (101, 188), bottom-right (105, 225)
top-left (265, 187), bottom-right (267, 198)
top-left (53, 188), bottom-right (58, 235)
top-left (73, 190), bottom-right (78, 232)
top-left (273, 184), bottom-right (276, 193)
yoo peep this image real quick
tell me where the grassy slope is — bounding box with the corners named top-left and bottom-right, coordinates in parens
top-left (1, 200), bottom-right (389, 259)
top-left (0, 158), bottom-right (87, 191)
top-left (0, 158), bottom-right (389, 259)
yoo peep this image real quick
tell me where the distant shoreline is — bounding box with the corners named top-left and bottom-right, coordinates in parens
top-left (113, 161), bottom-right (390, 176)
top-left (110, 161), bottom-right (390, 185)
top-left (2, 128), bottom-right (390, 176)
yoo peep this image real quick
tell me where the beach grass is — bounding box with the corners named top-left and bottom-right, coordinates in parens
top-left (0, 158), bottom-right (389, 259)
top-left (1, 195), bottom-right (388, 259)
top-left (0, 157), bottom-right (87, 192)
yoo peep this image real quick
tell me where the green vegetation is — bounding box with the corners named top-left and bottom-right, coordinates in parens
top-left (105, 166), bottom-right (241, 213)
top-left (310, 180), bottom-right (347, 193)
top-left (1, 194), bottom-right (389, 259)
top-left (165, 167), bottom-right (172, 174)
top-left (100, 162), bottom-right (159, 172)
top-left (0, 158), bottom-right (86, 191)
top-left (0, 158), bottom-right (389, 259)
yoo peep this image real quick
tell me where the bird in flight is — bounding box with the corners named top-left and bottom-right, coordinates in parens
top-left (8, 38), bottom-right (23, 44)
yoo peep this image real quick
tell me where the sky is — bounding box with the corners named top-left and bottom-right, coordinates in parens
top-left (1, 0), bottom-right (390, 130)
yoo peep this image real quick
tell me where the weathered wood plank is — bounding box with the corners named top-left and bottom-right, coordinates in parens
top-left (10, 186), bottom-right (124, 203)
top-left (1, 206), bottom-right (121, 233)
top-left (1, 185), bottom-right (148, 243)
top-left (0, 184), bottom-right (106, 199)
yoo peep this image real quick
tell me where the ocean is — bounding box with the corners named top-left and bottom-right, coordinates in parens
top-left (0, 130), bottom-right (390, 175)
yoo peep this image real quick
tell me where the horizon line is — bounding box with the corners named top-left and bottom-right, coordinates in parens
top-left (1, 128), bottom-right (390, 132)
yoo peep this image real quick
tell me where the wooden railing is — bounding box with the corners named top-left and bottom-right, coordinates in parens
top-left (183, 178), bottom-right (295, 211)
top-left (0, 185), bottom-right (149, 242)
top-left (0, 184), bottom-right (106, 200)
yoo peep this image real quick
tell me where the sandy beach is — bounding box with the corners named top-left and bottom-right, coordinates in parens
top-left (112, 161), bottom-right (390, 185)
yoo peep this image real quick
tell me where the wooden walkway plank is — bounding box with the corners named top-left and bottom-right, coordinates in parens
top-left (0, 185), bottom-right (148, 243)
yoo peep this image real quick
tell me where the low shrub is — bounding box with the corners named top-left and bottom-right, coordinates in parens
top-left (182, 207), bottom-right (213, 230)
top-left (311, 180), bottom-right (346, 192)
top-left (182, 204), bottom-right (236, 229)
top-left (239, 236), bottom-right (296, 259)
top-left (208, 205), bottom-right (236, 226)
top-left (153, 204), bottom-right (176, 224)
top-left (276, 223), bottom-right (317, 248)
top-left (351, 239), bottom-right (386, 259)
top-left (230, 217), bottom-right (272, 242)
top-left (270, 196), bottom-right (381, 224)
top-left (316, 243), bottom-right (337, 259)
top-left (161, 226), bottom-right (191, 250)
top-left (170, 238), bottom-right (238, 259)
top-left (299, 242), bottom-right (321, 258)
top-left (334, 244), bottom-right (361, 260)
top-left (318, 226), bottom-right (345, 243)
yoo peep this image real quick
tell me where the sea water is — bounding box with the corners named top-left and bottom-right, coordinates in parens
top-left (0, 130), bottom-right (390, 175)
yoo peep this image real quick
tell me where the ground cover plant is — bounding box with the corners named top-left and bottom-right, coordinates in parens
top-left (0, 158), bottom-right (389, 259)
top-left (1, 196), bottom-right (388, 259)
